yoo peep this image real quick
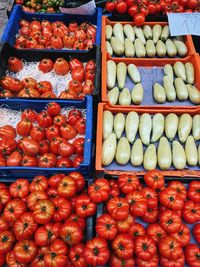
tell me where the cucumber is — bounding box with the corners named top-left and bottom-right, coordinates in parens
top-left (131, 139), bottom-right (143, 167)
top-left (165, 113), bottom-right (179, 141)
top-left (102, 133), bottom-right (116, 166)
top-left (164, 64), bottom-right (174, 84)
top-left (151, 113), bottom-right (165, 143)
top-left (103, 110), bottom-right (113, 140)
top-left (157, 137), bottom-right (172, 170)
top-left (178, 114), bottom-right (192, 143)
top-left (119, 88), bottom-right (131, 106)
top-left (131, 83), bottom-right (144, 105)
top-left (172, 141), bottom-right (186, 169)
top-left (125, 111), bottom-right (139, 144)
top-left (185, 136), bottom-right (198, 166)
top-left (114, 113), bottom-right (125, 139)
top-left (139, 113), bottom-right (152, 146)
top-left (186, 84), bottom-right (200, 105)
top-left (143, 144), bottom-right (157, 171)
top-left (115, 137), bottom-right (131, 165)
top-left (173, 61), bottom-right (186, 81)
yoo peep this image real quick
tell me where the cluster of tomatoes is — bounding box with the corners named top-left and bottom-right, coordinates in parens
top-left (0, 56), bottom-right (96, 99)
top-left (106, 0), bottom-right (200, 26)
top-left (0, 172), bottom-right (98, 266)
top-left (87, 171), bottom-right (200, 266)
top-left (0, 103), bottom-right (86, 168)
top-left (15, 0), bottom-right (65, 13)
top-left (15, 19), bottom-right (96, 50)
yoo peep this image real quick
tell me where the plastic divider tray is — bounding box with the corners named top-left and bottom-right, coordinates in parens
top-left (0, 96), bottom-right (93, 177)
top-left (101, 52), bottom-right (200, 109)
top-left (0, 42), bottom-right (101, 99)
top-left (96, 102), bottom-right (200, 177)
top-left (1, 4), bottom-right (102, 50)
top-left (101, 16), bottom-right (196, 58)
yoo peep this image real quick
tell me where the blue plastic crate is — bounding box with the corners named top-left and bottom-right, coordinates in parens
top-left (1, 4), bottom-right (102, 50)
top-left (0, 96), bottom-right (93, 177)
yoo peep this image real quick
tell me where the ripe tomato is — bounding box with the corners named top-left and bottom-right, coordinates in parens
top-left (126, 191), bottom-right (147, 217)
top-left (29, 175), bottom-right (48, 192)
top-left (50, 36), bottom-right (63, 49)
top-left (69, 172), bottom-right (85, 192)
top-left (0, 186), bottom-right (11, 207)
top-left (159, 187), bottom-right (184, 211)
top-left (0, 137), bottom-right (17, 156)
top-left (63, 32), bottom-right (76, 48)
top-left (68, 80), bottom-right (83, 94)
top-left (68, 22), bottom-right (78, 32)
top-left (141, 187), bottom-right (158, 208)
top-left (14, 212), bottom-right (37, 241)
top-left (158, 236), bottom-right (183, 260)
top-left (159, 209), bottom-right (182, 234)
top-left (21, 138), bottom-right (40, 156)
top-left (4, 199), bottom-right (26, 223)
top-left (72, 67), bottom-right (85, 82)
top-left (46, 125), bottom-right (60, 141)
top-left (144, 170), bottom-right (165, 189)
top-left (13, 240), bottom-right (38, 264)
top-left (47, 102), bottom-right (61, 117)
top-left (59, 89), bottom-right (78, 99)
top-left (21, 109), bottom-right (37, 122)
top-left (22, 77), bottom-right (37, 89)
top-left (75, 195), bottom-right (96, 218)
top-left (140, 6), bottom-right (149, 17)
top-left (67, 109), bottom-right (82, 126)
top-left (17, 119), bottom-right (32, 137)
top-left (21, 155), bottom-right (38, 167)
top-left (88, 178), bottom-right (110, 203)
top-left (188, 0), bottom-right (198, 9)
top-left (75, 118), bottom-right (86, 134)
top-left (18, 87), bottom-right (40, 98)
top-left (52, 197), bottom-right (71, 222)
top-left (37, 111), bottom-right (53, 128)
top-left (188, 181), bottom-right (200, 202)
top-left (57, 176), bottom-right (77, 198)
top-left (73, 137), bottom-right (85, 155)
top-left (58, 140), bottom-right (74, 157)
top-left (116, 0), bottom-right (127, 14)
top-left (8, 57), bottom-right (23, 72)
top-left (0, 125), bottom-right (16, 139)
top-left (106, 2), bottom-right (116, 12)
top-left (60, 221), bottom-right (83, 246)
top-left (57, 157), bottom-right (72, 168)
top-left (67, 213), bottom-right (86, 230)
top-left (142, 207), bottom-right (159, 223)
top-left (38, 58), bottom-right (54, 73)
top-left (73, 155), bottom-right (84, 167)
top-left (60, 124), bottom-right (77, 139)
top-left (44, 240), bottom-right (68, 267)
top-left (136, 254), bottom-right (158, 267)
top-left (128, 4), bottom-right (138, 17)
top-left (54, 58), bottom-right (69, 75)
top-left (69, 243), bottom-right (86, 267)
top-left (135, 235), bottom-right (157, 261)
top-left (182, 200), bottom-right (200, 224)
top-left (96, 214), bottom-right (117, 240)
top-left (185, 244), bottom-right (200, 266)
top-left (30, 247), bottom-right (49, 267)
top-left (134, 13), bottom-right (145, 26)
top-left (84, 237), bottom-right (110, 266)
top-left (33, 199), bottom-right (55, 224)
top-left (0, 216), bottom-right (10, 231)
top-left (0, 230), bottom-right (15, 254)
top-left (168, 180), bottom-right (187, 200)
top-left (30, 126), bottom-right (45, 141)
top-left (146, 223), bottom-right (166, 243)
top-left (109, 254), bottom-right (135, 267)
top-left (107, 197), bottom-right (129, 221)
top-left (117, 214), bottom-right (134, 233)
top-left (170, 223), bottom-right (190, 247)
top-left (37, 81), bottom-right (52, 94)
top-left (6, 251), bottom-right (26, 267)
top-left (34, 222), bottom-right (60, 246)
top-left (118, 174), bottom-right (141, 194)
top-left (193, 223), bottom-right (200, 244)
top-left (9, 179), bottom-right (29, 198)
top-left (112, 233), bottom-right (134, 259)
top-left (160, 254), bottom-right (185, 267)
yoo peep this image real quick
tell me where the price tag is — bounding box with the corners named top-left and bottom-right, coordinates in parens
top-left (167, 12), bottom-right (200, 36)
top-left (60, 0), bottom-right (96, 15)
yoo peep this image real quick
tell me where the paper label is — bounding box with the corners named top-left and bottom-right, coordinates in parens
top-left (60, 0), bottom-right (96, 15)
top-left (168, 12), bottom-right (200, 36)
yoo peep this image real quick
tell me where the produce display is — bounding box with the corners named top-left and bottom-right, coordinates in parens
top-left (105, 22), bottom-right (188, 58)
top-left (0, 103), bottom-right (86, 168)
top-left (106, 0), bottom-right (200, 25)
top-left (0, 173), bottom-right (96, 266)
top-left (106, 59), bottom-right (200, 106)
top-left (101, 109), bottom-right (200, 170)
top-left (15, 19), bottom-right (96, 50)
top-left (15, 0), bottom-right (65, 13)
top-left (0, 56), bottom-right (96, 99)
top-left (91, 172), bottom-right (200, 266)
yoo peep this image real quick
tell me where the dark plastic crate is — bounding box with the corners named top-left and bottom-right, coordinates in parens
top-left (1, 4), bottom-right (102, 49)
top-left (0, 42), bottom-right (101, 98)
top-left (0, 96), bottom-right (93, 177)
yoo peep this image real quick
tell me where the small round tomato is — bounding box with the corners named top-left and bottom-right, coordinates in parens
top-left (13, 240), bottom-right (38, 264)
top-left (58, 140), bottom-right (74, 157)
top-left (96, 214), bottom-right (117, 240)
top-left (33, 199), bottom-right (55, 224)
top-left (57, 176), bottom-right (77, 198)
top-left (107, 197), bottom-right (129, 221)
top-left (75, 195), bottom-right (96, 218)
top-left (158, 236), bottom-right (183, 260)
top-left (134, 13), bottom-right (145, 26)
top-left (38, 58), bottom-right (54, 73)
top-left (84, 237), bottom-right (110, 266)
top-left (116, 0), bottom-right (127, 14)
top-left (106, 2), bottom-right (116, 12)
top-left (53, 114), bottom-right (66, 126)
top-left (54, 58), bottom-right (69, 75)
top-left (112, 233), bottom-right (134, 259)
top-left (9, 179), bottom-right (29, 198)
top-left (135, 235), bottom-right (157, 261)
top-left (59, 221), bottom-right (83, 246)
top-left (73, 137), bottom-right (85, 155)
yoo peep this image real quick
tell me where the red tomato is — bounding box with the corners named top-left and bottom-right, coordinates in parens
top-left (159, 209), bottom-right (182, 234)
top-left (53, 114), bottom-right (66, 126)
top-left (144, 170), bottom-right (165, 190)
top-left (18, 87), bottom-right (40, 98)
top-left (6, 251), bottom-right (26, 267)
top-left (20, 19), bottom-right (30, 28)
top-left (96, 214), bottom-right (117, 240)
top-left (30, 21), bottom-right (41, 32)
top-left (141, 207), bottom-right (159, 223)
top-left (67, 213), bottom-right (86, 230)
top-left (106, 2), bottom-right (116, 12)
top-left (73, 155), bottom-right (84, 167)
top-left (37, 111), bottom-right (53, 128)
top-left (57, 176), bottom-right (76, 198)
top-left (38, 58), bottom-right (54, 73)
top-left (69, 59), bottom-right (83, 72)
top-left (59, 221), bottom-right (83, 246)
top-left (69, 243), bottom-right (86, 267)
top-left (37, 81), bottom-right (52, 94)
top-left (188, 181), bottom-right (200, 203)
top-left (0, 125), bottom-right (16, 139)
top-left (185, 244), bottom-right (200, 267)
top-left (21, 138), bottom-right (40, 156)
top-left (160, 254), bottom-right (185, 267)
top-left (146, 223), bottom-right (166, 243)
top-left (84, 237), bottom-right (110, 266)
top-left (136, 254), bottom-right (158, 267)
top-left (13, 240), bottom-right (38, 264)
top-left (72, 67), bottom-right (85, 82)
top-left (135, 235), bottom-right (157, 261)
top-left (182, 200), bottom-right (200, 224)
top-left (158, 236), bottom-right (183, 260)
top-left (50, 36), bottom-right (63, 49)
top-left (69, 172), bottom-right (85, 192)
top-left (75, 195), bottom-right (96, 218)
top-left (128, 4), bottom-right (138, 17)
top-left (88, 178), bottom-right (110, 203)
top-left (116, 1), bottom-right (127, 14)
top-left (47, 102), bottom-right (61, 117)
top-left (118, 174), bottom-right (141, 194)
top-left (0, 186), bottom-right (11, 207)
top-left (141, 187), bottom-right (158, 208)
top-left (87, 25), bottom-right (96, 39)
top-left (109, 254), bottom-right (135, 267)
top-left (9, 179), bottom-right (29, 198)
top-left (22, 77), bottom-right (37, 89)
top-left (0, 216), bottom-right (10, 231)
top-left (159, 187), bottom-right (184, 211)
top-left (56, 157), bottom-right (72, 168)
top-left (14, 212), bottom-right (37, 241)
top-left (21, 155), bottom-right (38, 167)
top-left (107, 197), bottom-right (129, 221)
top-left (193, 223), bottom-right (200, 244)
top-left (68, 80), bottom-right (83, 94)
top-left (188, 0), bottom-right (198, 9)
top-left (53, 197), bottom-right (71, 222)
top-left (134, 13), bottom-right (145, 26)
top-left (60, 124), bottom-right (77, 140)
top-left (30, 247), bottom-right (49, 267)
top-left (170, 223), bottom-right (190, 247)
top-left (29, 175), bottom-right (48, 192)
top-left (30, 126), bottom-right (45, 142)
top-left (140, 6), bottom-right (149, 17)
top-left (21, 109), bottom-right (37, 122)
top-left (73, 137), bottom-right (84, 155)
top-left (126, 191), bottom-right (147, 217)
top-left (0, 230), bottom-right (15, 254)
top-left (6, 151), bottom-right (22, 167)
top-left (67, 109), bottom-right (82, 126)
top-left (8, 57), bottom-right (23, 72)
top-left (54, 58), bottom-right (69, 75)
top-left (59, 89), bottom-right (78, 99)
top-left (17, 119), bottom-right (32, 137)
top-left (63, 32), bottom-right (76, 48)
top-left (34, 222), bottom-right (60, 246)
top-left (168, 180), bottom-right (187, 200)
top-left (48, 173), bottom-right (65, 188)
top-left (58, 140), bottom-right (74, 157)
top-left (46, 125), bottom-right (60, 141)
top-left (112, 233), bottom-right (134, 259)
top-left (117, 214), bottom-right (134, 233)
top-left (4, 199), bottom-right (26, 223)
top-left (68, 22), bottom-right (78, 32)
top-left (33, 199), bottom-right (55, 224)
top-left (75, 118), bottom-right (86, 134)
top-left (49, 137), bottom-right (63, 155)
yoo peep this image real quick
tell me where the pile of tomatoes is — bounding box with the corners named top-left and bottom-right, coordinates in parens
top-left (0, 172), bottom-right (98, 266)
top-left (0, 103), bottom-right (86, 168)
top-left (15, 19), bottom-right (96, 50)
top-left (15, 0), bottom-right (65, 13)
top-left (0, 56), bottom-right (96, 99)
top-left (86, 171), bottom-right (200, 266)
top-left (106, 0), bottom-right (200, 26)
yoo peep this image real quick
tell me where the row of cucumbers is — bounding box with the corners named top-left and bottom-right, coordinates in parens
top-left (106, 23), bottom-right (188, 58)
top-left (102, 111), bottom-right (200, 170)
